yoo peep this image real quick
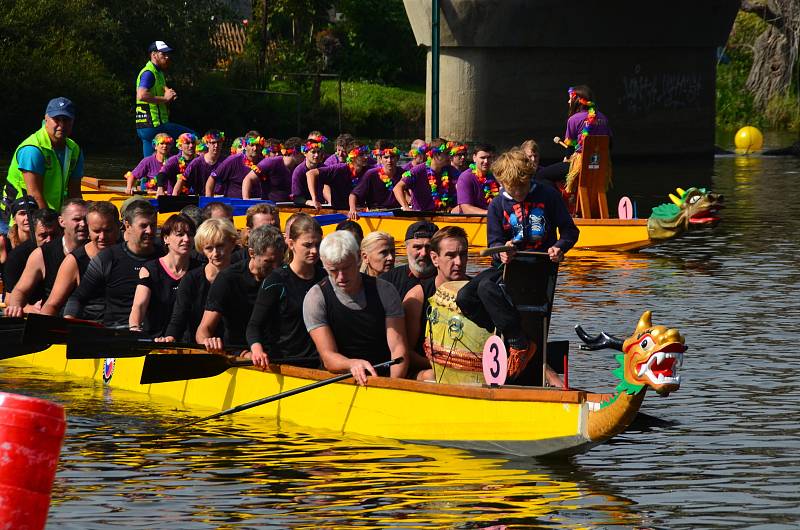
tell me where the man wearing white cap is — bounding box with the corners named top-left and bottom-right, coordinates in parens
top-left (135, 40), bottom-right (195, 157)
top-left (2, 97), bottom-right (84, 228)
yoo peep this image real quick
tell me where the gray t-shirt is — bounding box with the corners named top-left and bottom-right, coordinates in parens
top-left (303, 277), bottom-right (404, 332)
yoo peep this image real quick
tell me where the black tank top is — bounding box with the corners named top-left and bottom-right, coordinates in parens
top-left (320, 274), bottom-right (391, 375)
top-left (138, 257), bottom-right (201, 337)
top-left (72, 245), bottom-right (91, 277)
top-left (41, 238), bottom-right (67, 300)
top-left (416, 277), bottom-right (438, 353)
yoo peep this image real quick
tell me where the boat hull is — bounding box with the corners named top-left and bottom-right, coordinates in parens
top-left (10, 345), bottom-right (601, 457)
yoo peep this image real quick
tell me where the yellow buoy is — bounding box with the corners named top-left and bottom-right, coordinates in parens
top-left (734, 126), bottom-right (764, 153)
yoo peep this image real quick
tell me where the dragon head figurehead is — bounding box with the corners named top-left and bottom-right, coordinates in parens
top-left (648, 187), bottom-right (724, 240)
top-left (616, 311), bottom-right (686, 397)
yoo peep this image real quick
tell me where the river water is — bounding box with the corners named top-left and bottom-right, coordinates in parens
top-left (2, 140), bottom-right (799, 528)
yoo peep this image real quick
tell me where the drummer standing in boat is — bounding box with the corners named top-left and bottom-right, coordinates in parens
top-left (134, 40), bottom-right (196, 157)
top-left (456, 147), bottom-right (579, 384)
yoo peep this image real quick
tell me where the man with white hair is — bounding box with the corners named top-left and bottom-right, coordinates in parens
top-left (303, 230), bottom-right (409, 385)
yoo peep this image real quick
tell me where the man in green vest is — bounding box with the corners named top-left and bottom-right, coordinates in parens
top-left (135, 40), bottom-right (195, 157)
top-left (2, 97), bottom-right (84, 231)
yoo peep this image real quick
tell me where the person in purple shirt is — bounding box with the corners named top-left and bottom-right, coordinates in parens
top-left (263, 138), bottom-right (283, 158)
top-left (564, 85), bottom-right (612, 153)
top-left (307, 143), bottom-right (370, 211)
top-left (125, 133), bottom-right (172, 194)
top-left (454, 143), bottom-right (500, 214)
top-left (242, 137), bottom-right (304, 201)
top-left (205, 131), bottom-right (263, 198)
top-left (156, 132), bottom-right (197, 196)
top-left (292, 134), bottom-right (328, 206)
top-left (348, 140), bottom-right (403, 219)
top-left (393, 138), bottom-right (458, 212)
top-left (176, 130), bottom-right (226, 196)
top-left (324, 133), bottom-right (353, 166)
top-left (450, 142), bottom-right (469, 174)
top-left (401, 139), bottom-right (428, 172)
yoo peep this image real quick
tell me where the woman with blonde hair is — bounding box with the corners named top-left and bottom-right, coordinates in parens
top-left (160, 218), bottom-right (238, 342)
top-left (359, 231), bottom-right (395, 277)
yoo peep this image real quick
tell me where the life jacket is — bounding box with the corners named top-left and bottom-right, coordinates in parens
top-left (3, 126), bottom-right (80, 213)
top-left (135, 61), bottom-right (169, 128)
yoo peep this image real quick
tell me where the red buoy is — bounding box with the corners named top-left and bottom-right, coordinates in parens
top-left (0, 392), bottom-right (66, 530)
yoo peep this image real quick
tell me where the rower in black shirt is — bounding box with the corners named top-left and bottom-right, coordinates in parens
top-left (247, 215), bottom-right (325, 369)
top-left (4, 199), bottom-right (87, 316)
top-left (2, 208), bottom-right (60, 295)
top-left (129, 214), bottom-right (201, 337)
top-left (379, 220), bottom-right (438, 300)
top-left (64, 200), bottom-right (160, 327)
top-left (197, 224), bottom-right (285, 351)
top-left (40, 201), bottom-right (120, 318)
top-left (162, 218), bottom-right (238, 342)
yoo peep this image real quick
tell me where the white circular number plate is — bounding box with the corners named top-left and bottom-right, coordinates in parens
top-left (482, 336), bottom-right (508, 386)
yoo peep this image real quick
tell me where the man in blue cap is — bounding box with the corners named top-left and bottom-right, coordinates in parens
top-left (2, 97), bottom-right (84, 230)
top-left (135, 40), bottom-right (195, 157)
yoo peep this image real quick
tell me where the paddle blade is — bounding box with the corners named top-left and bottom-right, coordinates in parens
top-left (66, 341), bottom-right (153, 359)
top-left (140, 353), bottom-right (247, 384)
top-left (23, 314), bottom-right (111, 344)
top-left (1, 343), bottom-right (51, 360)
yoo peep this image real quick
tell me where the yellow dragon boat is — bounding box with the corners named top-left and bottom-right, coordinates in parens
top-left (3, 310), bottom-right (685, 458)
top-left (80, 177), bottom-right (721, 252)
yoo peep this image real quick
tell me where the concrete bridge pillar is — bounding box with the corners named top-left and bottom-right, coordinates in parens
top-left (403, 0), bottom-right (739, 157)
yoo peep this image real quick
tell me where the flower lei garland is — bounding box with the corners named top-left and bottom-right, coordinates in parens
top-left (263, 142), bottom-right (282, 157)
top-left (377, 166), bottom-right (396, 189)
top-left (449, 143), bottom-right (468, 157)
top-left (565, 87), bottom-right (597, 151)
top-left (426, 141), bottom-right (458, 165)
top-left (125, 170), bottom-right (157, 191)
top-left (280, 146), bottom-right (298, 157)
top-left (373, 146), bottom-right (400, 159)
top-left (469, 163), bottom-right (499, 202)
top-left (346, 146), bottom-right (369, 185)
top-left (302, 134), bottom-right (327, 153)
top-left (196, 131), bottom-right (225, 154)
top-left (408, 143), bottom-right (429, 159)
top-left (426, 161), bottom-right (452, 209)
top-left (230, 137), bottom-right (244, 155)
top-left (243, 154), bottom-right (263, 179)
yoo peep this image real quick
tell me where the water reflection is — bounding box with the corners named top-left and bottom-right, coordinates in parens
top-left (0, 364), bottom-right (644, 529)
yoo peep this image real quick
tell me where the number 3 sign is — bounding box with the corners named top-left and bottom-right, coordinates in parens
top-left (482, 336), bottom-right (508, 386)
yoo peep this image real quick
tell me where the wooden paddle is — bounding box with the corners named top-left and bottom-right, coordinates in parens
top-left (66, 337), bottom-right (251, 359)
top-left (478, 245), bottom-right (546, 257)
top-left (23, 313), bottom-right (114, 344)
top-left (139, 353), bottom-right (312, 384)
top-left (165, 357), bottom-right (401, 432)
top-left (0, 316), bottom-right (51, 360)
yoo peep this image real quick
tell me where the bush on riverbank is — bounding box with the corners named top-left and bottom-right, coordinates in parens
top-left (717, 11), bottom-right (800, 132)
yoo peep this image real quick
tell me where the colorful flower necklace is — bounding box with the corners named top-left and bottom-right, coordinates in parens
top-left (426, 162), bottom-right (452, 210)
top-left (377, 166), bottom-right (396, 189)
top-left (470, 163), bottom-right (499, 202)
top-left (243, 155), bottom-right (263, 180)
top-left (566, 87), bottom-right (597, 151)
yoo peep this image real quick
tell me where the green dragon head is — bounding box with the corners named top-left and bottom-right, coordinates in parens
top-left (648, 187), bottom-right (724, 240)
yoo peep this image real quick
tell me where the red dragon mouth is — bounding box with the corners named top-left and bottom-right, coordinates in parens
top-left (635, 342), bottom-right (685, 389)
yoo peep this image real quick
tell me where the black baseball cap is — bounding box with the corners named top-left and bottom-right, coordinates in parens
top-left (10, 196), bottom-right (38, 215)
top-left (405, 221), bottom-right (439, 241)
top-left (148, 40), bottom-right (173, 54)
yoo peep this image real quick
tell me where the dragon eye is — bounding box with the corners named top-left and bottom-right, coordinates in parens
top-left (639, 337), bottom-right (650, 349)
top-left (688, 195), bottom-right (700, 204)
